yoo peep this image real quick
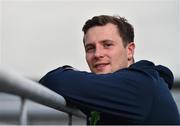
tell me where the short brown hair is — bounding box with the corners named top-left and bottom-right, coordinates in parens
top-left (82, 15), bottom-right (134, 47)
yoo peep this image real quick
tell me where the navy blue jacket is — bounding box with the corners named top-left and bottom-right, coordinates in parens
top-left (39, 60), bottom-right (180, 124)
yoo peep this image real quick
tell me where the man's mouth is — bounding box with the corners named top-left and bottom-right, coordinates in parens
top-left (94, 63), bottom-right (110, 70)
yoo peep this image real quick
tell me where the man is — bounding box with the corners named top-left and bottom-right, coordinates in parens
top-left (39, 15), bottom-right (180, 124)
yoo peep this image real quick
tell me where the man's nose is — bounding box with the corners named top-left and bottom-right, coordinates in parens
top-left (94, 47), bottom-right (104, 58)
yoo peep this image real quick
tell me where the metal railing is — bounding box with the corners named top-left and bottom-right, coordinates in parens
top-left (0, 66), bottom-right (86, 125)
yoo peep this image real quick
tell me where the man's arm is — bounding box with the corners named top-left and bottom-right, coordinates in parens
top-left (39, 66), bottom-right (154, 122)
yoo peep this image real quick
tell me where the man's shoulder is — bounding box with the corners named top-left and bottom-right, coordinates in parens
top-left (129, 60), bottom-right (174, 89)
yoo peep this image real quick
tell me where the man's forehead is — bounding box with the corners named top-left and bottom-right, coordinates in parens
top-left (84, 24), bottom-right (120, 45)
top-left (85, 23), bottom-right (118, 34)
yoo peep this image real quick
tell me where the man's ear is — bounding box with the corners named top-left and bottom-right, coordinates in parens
top-left (127, 42), bottom-right (135, 61)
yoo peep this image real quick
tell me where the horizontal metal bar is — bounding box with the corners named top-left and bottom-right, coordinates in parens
top-left (0, 66), bottom-right (86, 118)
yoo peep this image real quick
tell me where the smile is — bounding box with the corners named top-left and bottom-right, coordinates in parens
top-left (94, 63), bottom-right (110, 70)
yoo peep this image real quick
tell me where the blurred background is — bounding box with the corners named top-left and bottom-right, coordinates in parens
top-left (0, 0), bottom-right (180, 125)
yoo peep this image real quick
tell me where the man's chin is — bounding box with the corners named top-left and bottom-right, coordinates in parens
top-left (94, 70), bottom-right (112, 74)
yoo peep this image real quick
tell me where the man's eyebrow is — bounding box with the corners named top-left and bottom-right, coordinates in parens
top-left (84, 43), bottom-right (94, 48)
top-left (85, 39), bottom-right (114, 46)
top-left (100, 39), bottom-right (114, 43)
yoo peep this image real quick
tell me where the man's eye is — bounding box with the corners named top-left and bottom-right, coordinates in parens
top-left (86, 47), bottom-right (94, 52)
top-left (104, 43), bottom-right (113, 48)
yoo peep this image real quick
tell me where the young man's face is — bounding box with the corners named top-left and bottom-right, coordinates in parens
top-left (84, 23), bottom-right (135, 74)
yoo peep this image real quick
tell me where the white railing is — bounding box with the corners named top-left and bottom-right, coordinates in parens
top-left (0, 66), bottom-right (86, 125)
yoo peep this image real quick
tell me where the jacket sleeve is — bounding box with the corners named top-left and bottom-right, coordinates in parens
top-left (39, 66), bottom-right (154, 121)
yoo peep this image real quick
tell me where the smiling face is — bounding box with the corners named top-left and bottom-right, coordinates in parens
top-left (84, 23), bottom-right (135, 74)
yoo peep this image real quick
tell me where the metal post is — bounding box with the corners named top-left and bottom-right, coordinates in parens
top-left (0, 66), bottom-right (86, 124)
top-left (68, 114), bottom-right (72, 125)
top-left (20, 97), bottom-right (27, 125)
